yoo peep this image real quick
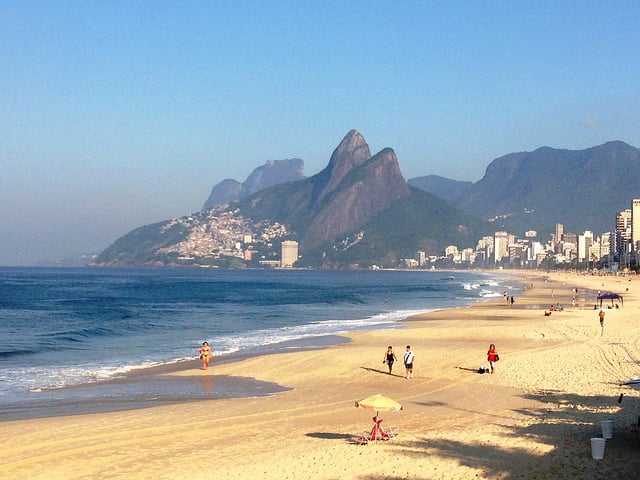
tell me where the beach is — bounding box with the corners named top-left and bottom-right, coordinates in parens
top-left (2, 270), bottom-right (640, 479)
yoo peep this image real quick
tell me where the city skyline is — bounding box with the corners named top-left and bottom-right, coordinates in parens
top-left (440, 197), bottom-right (640, 271)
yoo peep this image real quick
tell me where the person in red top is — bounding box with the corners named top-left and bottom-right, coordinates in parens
top-left (487, 343), bottom-right (498, 374)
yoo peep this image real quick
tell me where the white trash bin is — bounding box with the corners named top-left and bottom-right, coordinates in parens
top-left (600, 420), bottom-right (614, 439)
top-left (590, 437), bottom-right (606, 459)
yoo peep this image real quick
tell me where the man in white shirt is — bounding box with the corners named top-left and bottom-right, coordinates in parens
top-left (403, 345), bottom-right (414, 379)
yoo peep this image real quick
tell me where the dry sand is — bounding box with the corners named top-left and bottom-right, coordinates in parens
top-left (2, 270), bottom-right (640, 479)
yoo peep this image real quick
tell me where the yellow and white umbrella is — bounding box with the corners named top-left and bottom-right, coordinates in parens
top-left (355, 393), bottom-right (402, 416)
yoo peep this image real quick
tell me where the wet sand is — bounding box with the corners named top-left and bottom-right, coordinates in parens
top-left (1, 335), bottom-right (349, 421)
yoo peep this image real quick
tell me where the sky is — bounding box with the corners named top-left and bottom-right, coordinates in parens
top-left (1, 1), bottom-right (639, 266)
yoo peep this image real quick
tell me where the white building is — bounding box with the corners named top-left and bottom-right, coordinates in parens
top-left (281, 240), bottom-right (299, 268)
top-left (578, 231), bottom-right (594, 262)
top-left (494, 231), bottom-right (510, 263)
top-left (633, 199), bottom-right (640, 251)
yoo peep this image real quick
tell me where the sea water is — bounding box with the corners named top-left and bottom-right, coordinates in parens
top-left (0, 267), bottom-right (515, 418)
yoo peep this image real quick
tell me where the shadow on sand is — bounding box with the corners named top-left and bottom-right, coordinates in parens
top-left (360, 366), bottom-right (405, 378)
top-left (306, 432), bottom-right (354, 440)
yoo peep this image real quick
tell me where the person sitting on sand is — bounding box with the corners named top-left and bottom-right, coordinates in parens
top-left (383, 345), bottom-right (397, 374)
top-left (199, 341), bottom-right (211, 369)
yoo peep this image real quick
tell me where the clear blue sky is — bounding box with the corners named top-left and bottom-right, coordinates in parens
top-left (1, 1), bottom-right (639, 266)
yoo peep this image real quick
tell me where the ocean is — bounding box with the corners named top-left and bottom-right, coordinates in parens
top-left (0, 267), bottom-right (517, 420)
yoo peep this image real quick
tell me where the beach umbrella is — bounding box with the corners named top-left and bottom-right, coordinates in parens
top-left (355, 394), bottom-right (402, 441)
top-left (355, 393), bottom-right (403, 416)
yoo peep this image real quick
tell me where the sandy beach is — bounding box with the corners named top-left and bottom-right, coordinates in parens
top-left (2, 270), bottom-right (640, 479)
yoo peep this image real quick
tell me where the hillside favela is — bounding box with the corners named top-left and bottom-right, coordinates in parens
top-left (91, 130), bottom-right (640, 273)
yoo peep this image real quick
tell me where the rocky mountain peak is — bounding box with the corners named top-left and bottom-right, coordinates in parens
top-left (312, 129), bottom-right (372, 204)
top-left (203, 158), bottom-right (304, 210)
top-left (303, 145), bottom-right (410, 250)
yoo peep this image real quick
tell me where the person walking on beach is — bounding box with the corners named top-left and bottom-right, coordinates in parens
top-left (403, 345), bottom-right (414, 379)
top-left (199, 341), bottom-right (211, 369)
top-left (383, 345), bottom-right (397, 374)
top-left (598, 309), bottom-right (605, 335)
top-left (487, 343), bottom-right (498, 374)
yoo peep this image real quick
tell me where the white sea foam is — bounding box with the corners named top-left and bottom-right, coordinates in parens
top-left (480, 290), bottom-right (503, 298)
top-left (211, 309), bottom-right (430, 357)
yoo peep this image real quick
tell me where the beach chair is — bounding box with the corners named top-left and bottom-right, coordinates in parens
top-left (353, 422), bottom-right (397, 445)
top-left (384, 426), bottom-right (397, 440)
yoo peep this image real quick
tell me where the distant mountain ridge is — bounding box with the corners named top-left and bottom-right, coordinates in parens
top-left (409, 140), bottom-right (640, 235)
top-left (203, 158), bottom-right (305, 209)
top-left (408, 175), bottom-right (473, 206)
top-left (92, 130), bottom-right (483, 267)
top-left (91, 133), bottom-right (640, 268)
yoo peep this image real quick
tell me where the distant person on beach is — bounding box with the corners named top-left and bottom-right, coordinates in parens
top-left (487, 344), bottom-right (498, 374)
top-left (199, 341), bottom-right (211, 369)
top-left (510, 296), bottom-right (515, 307)
top-left (598, 310), bottom-right (605, 335)
top-left (383, 345), bottom-right (398, 374)
top-left (403, 345), bottom-right (414, 379)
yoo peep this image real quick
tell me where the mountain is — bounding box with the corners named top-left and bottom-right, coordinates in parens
top-left (238, 130), bottom-right (413, 251)
top-left (92, 130), bottom-right (485, 268)
top-left (410, 141), bottom-right (640, 236)
top-left (408, 175), bottom-right (473, 206)
top-left (202, 179), bottom-right (242, 209)
top-left (202, 158), bottom-right (304, 209)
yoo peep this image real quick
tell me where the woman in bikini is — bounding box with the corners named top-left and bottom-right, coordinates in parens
top-left (199, 341), bottom-right (211, 369)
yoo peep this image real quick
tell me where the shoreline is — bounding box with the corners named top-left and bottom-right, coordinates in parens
top-left (1, 269), bottom-right (516, 422)
top-left (0, 334), bottom-right (352, 422)
top-left (3, 270), bottom-right (640, 479)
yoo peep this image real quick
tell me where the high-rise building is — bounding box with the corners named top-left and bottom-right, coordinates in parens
top-left (632, 199), bottom-right (640, 250)
top-left (588, 239), bottom-right (601, 265)
top-left (578, 231), bottom-right (594, 262)
top-left (494, 231), bottom-right (510, 263)
top-left (280, 240), bottom-right (299, 268)
top-left (601, 232), bottom-right (612, 258)
top-left (616, 209), bottom-right (632, 255)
